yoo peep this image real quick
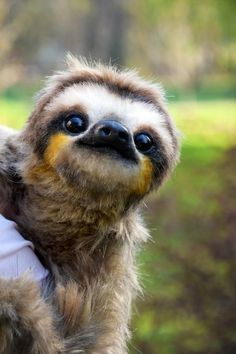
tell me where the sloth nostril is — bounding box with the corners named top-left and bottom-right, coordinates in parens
top-left (100, 127), bottom-right (111, 136)
top-left (94, 120), bottom-right (131, 144)
top-left (118, 130), bottom-right (129, 142)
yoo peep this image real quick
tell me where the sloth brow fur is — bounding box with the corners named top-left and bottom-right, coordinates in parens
top-left (46, 74), bottom-right (166, 116)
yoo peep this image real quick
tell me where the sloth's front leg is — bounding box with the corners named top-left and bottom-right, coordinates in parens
top-left (0, 275), bottom-right (62, 354)
top-left (90, 260), bottom-right (135, 353)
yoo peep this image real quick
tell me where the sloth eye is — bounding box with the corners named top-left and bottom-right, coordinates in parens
top-left (134, 132), bottom-right (154, 153)
top-left (64, 115), bottom-right (87, 135)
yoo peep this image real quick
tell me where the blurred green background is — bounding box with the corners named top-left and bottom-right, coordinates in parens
top-left (0, 1), bottom-right (235, 353)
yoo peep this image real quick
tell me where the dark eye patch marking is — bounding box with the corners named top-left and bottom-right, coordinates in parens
top-left (35, 106), bottom-right (88, 156)
top-left (134, 125), bottom-right (170, 186)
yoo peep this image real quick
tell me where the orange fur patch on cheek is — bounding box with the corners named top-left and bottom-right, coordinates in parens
top-left (132, 157), bottom-right (153, 195)
top-left (44, 133), bottom-right (70, 167)
top-left (24, 133), bottom-right (70, 183)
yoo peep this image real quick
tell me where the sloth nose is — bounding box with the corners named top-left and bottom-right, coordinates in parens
top-left (93, 120), bottom-right (131, 147)
top-left (78, 119), bottom-right (137, 160)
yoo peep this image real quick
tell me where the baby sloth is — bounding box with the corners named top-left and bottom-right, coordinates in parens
top-left (0, 56), bottom-right (179, 353)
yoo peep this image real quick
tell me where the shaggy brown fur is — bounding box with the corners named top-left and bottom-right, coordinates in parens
top-left (0, 56), bottom-right (180, 353)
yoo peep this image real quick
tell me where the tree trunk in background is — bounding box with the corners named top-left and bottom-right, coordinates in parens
top-left (83, 0), bottom-right (127, 65)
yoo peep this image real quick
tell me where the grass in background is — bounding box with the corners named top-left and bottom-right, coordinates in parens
top-left (0, 97), bottom-right (31, 130)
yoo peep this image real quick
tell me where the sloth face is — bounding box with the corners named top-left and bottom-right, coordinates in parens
top-left (22, 58), bottom-right (179, 204)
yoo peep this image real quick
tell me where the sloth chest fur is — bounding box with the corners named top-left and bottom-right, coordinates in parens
top-left (13, 183), bottom-right (133, 281)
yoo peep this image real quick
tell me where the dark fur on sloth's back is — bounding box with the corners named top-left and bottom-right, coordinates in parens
top-left (0, 57), bottom-right (180, 353)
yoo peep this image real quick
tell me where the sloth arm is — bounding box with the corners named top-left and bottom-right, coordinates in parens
top-left (91, 245), bottom-right (134, 354)
top-left (58, 244), bottom-right (134, 354)
top-left (85, 219), bottom-right (147, 354)
top-left (60, 220), bottom-right (148, 354)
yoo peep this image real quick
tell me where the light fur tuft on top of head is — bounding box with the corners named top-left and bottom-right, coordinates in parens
top-left (35, 53), bottom-right (167, 114)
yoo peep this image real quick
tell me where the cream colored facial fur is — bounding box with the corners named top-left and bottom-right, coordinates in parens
top-left (33, 82), bottom-right (177, 196)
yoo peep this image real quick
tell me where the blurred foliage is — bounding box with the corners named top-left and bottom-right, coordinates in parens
top-left (0, 0), bottom-right (235, 98)
top-left (0, 0), bottom-right (236, 353)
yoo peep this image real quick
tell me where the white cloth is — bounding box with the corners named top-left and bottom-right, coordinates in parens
top-left (0, 214), bottom-right (48, 282)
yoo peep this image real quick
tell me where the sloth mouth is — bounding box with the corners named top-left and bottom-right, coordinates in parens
top-left (77, 140), bottom-right (138, 162)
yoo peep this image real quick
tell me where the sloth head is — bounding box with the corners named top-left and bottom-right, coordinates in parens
top-left (21, 56), bottom-right (180, 214)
